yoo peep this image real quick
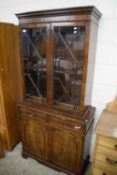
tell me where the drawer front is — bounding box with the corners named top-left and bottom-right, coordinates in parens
top-left (96, 145), bottom-right (117, 158)
top-left (49, 116), bottom-right (85, 132)
top-left (92, 164), bottom-right (116, 175)
top-left (98, 136), bottom-right (117, 151)
top-left (19, 107), bottom-right (47, 121)
top-left (95, 152), bottom-right (117, 173)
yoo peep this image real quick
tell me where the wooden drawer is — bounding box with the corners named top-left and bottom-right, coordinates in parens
top-left (92, 164), bottom-right (116, 175)
top-left (95, 152), bottom-right (117, 173)
top-left (98, 136), bottom-right (117, 151)
top-left (96, 145), bottom-right (117, 158)
top-left (19, 107), bottom-right (47, 121)
top-left (49, 116), bottom-right (85, 132)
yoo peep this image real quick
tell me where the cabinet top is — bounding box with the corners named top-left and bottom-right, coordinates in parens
top-left (16, 6), bottom-right (101, 20)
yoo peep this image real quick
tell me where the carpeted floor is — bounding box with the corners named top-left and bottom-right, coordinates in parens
top-left (0, 143), bottom-right (90, 175)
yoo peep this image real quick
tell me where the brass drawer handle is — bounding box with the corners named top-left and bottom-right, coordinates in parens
top-left (106, 157), bottom-right (117, 165)
top-left (114, 144), bottom-right (117, 150)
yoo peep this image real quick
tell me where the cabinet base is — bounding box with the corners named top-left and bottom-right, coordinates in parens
top-left (22, 152), bottom-right (28, 159)
top-left (22, 150), bottom-right (89, 175)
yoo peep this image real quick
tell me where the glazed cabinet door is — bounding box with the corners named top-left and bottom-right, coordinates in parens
top-left (45, 126), bottom-right (83, 173)
top-left (20, 24), bottom-right (50, 105)
top-left (51, 22), bottom-right (86, 113)
top-left (21, 117), bottom-right (45, 159)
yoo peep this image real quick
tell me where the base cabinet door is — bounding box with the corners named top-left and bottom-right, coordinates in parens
top-left (21, 117), bottom-right (45, 160)
top-left (45, 126), bottom-right (83, 173)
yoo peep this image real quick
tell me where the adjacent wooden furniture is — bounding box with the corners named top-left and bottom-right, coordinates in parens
top-left (106, 96), bottom-right (117, 113)
top-left (16, 6), bottom-right (101, 175)
top-left (92, 97), bottom-right (117, 175)
top-left (0, 23), bottom-right (23, 150)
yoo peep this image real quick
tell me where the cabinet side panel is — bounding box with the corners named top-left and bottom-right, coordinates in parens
top-left (84, 22), bottom-right (98, 106)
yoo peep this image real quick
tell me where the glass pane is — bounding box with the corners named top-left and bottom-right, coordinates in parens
top-left (21, 28), bottom-right (47, 103)
top-left (53, 26), bottom-right (85, 111)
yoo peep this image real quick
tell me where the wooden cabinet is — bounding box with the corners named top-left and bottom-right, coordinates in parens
top-left (0, 23), bottom-right (23, 150)
top-left (16, 6), bottom-right (101, 175)
top-left (20, 104), bottom-right (94, 174)
top-left (92, 109), bottom-right (117, 175)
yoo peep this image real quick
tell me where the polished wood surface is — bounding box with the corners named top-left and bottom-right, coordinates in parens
top-left (16, 6), bottom-right (101, 175)
top-left (45, 127), bottom-right (82, 173)
top-left (0, 23), bottom-right (23, 150)
top-left (92, 99), bottom-right (117, 175)
top-left (22, 117), bottom-right (45, 159)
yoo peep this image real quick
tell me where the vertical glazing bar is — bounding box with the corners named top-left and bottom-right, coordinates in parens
top-left (47, 24), bottom-right (53, 108)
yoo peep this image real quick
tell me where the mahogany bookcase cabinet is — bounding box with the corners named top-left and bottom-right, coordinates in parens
top-left (16, 6), bottom-right (101, 175)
